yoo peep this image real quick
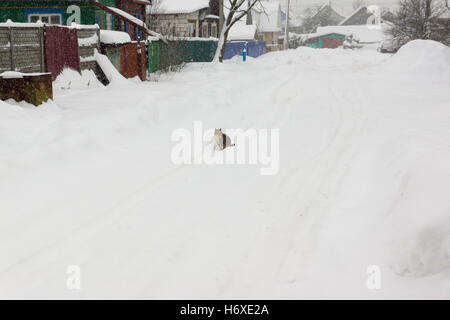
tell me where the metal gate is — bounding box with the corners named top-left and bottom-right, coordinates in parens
top-left (322, 38), bottom-right (343, 49)
top-left (120, 42), bottom-right (146, 81)
top-left (44, 25), bottom-right (80, 80)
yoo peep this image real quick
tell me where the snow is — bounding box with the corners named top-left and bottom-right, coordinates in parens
top-left (78, 34), bottom-right (99, 47)
top-left (151, 0), bottom-right (210, 14)
top-left (338, 6), bottom-right (366, 26)
top-left (205, 14), bottom-right (220, 20)
top-left (384, 40), bottom-right (450, 74)
top-left (0, 41), bottom-right (450, 299)
top-left (94, 49), bottom-right (128, 86)
top-left (0, 19), bottom-right (43, 28)
top-left (108, 7), bottom-right (146, 28)
top-left (103, 7), bottom-right (165, 43)
top-left (0, 71), bottom-right (24, 79)
top-left (80, 55), bottom-right (96, 63)
top-left (317, 24), bottom-right (387, 43)
top-left (100, 30), bottom-right (131, 44)
top-left (53, 68), bottom-right (103, 92)
top-left (225, 0), bottom-right (281, 39)
top-left (228, 23), bottom-right (257, 41)
top-left (302, 30), bottom-right (346, 40)
top-left (69, 23), bottom-right (99, 30)
top-left (253, 1), bottom-right (282, 33)
top-left (0, 71), bottom-right (50, 79)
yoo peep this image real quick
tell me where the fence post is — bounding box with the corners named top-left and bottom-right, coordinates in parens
top-left (39, 27), bottom-right (45, 73)
top-left (8, 27), bottom-right (15, 71)
top-left (96, 26), bottom-right (100, 75)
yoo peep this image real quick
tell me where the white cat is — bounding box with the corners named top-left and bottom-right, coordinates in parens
top-left (214, 128), bottom-right (235, 150)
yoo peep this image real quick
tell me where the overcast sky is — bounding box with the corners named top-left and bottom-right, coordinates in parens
top-left (279, 0), bottom-right (399, 16)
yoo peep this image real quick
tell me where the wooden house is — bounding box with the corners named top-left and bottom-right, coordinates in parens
top-left (0, 0), bottom-right (116, 29)
top-left (149, 0), bottom-right (222, 38)
top-left (252, 1), bottom-right (282, 51)
top-left (0, 0), bottom-right (153, 41)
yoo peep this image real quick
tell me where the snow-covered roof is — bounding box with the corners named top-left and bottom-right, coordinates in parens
top-left (302, 30), bottom-right (346, 40)
top-left (311, 3), bottom-right (331, 19)
top-left (97, 4), bottom-right (166, 43)
top-left (100, 30), bottom-right (131, 44)
top-left (151, 0), bottom-right (210, 14)
top-left (338, 6), bottom-right (368, 26)
top-left (316, 25), bottom-right (386, 43)
top-left (228, 23), bottom-right (257, 41)
top-left (253, 1), bottom-right (282, 33)
top-left (108, 6), bottom-right (146, 28)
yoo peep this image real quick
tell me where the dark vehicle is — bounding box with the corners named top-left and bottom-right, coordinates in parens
top-left (379, 39), bottom-right (401, 53)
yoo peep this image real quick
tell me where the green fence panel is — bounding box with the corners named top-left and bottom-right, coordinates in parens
top-left (105, 46), bottom-right (121, 73)
top-left (147, 42), bottom-right (161, 73)
top-left (147, 43), bottom-right (153, 73)
top-left (148, 40), bottom-right (218, 73)
top-left (189, 41), bottom-right (217, 62)
top-left (159, 41), bottom-right (169, 71)
top-left (184, 41), bottom-right (194, 62)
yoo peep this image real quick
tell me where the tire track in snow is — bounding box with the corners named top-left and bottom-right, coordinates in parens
top-left (275, 74), bottom-right (371, 288)
top-left (222, 70), bottom-right (371, 296)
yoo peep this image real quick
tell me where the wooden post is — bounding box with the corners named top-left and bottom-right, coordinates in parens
top-left (8, 27), bottom-right (14, 71)
top-left (39, 26), bottom-right (45, 73)
top-left (96, 26), bottom-right (101, 49)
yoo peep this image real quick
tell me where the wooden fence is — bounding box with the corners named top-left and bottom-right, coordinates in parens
top-left (0, 25), bottom-right (45, 73)
top-left (77, 26), bottom-right (100, 71)
top-left (0, 23), bottom-right (100, 78)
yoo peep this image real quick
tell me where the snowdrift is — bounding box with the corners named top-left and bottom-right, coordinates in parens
top-left (54, 68), bottom-right (103, 91)
top-left (94, 49), bottom-right (128, 86)
top-left (379, 145), bottom-right (450, 277)
top-left (386, 40), bottom-right (450, 75)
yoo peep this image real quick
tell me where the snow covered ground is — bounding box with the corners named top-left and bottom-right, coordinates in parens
top-left (1, 41), bottom-right (449, 299)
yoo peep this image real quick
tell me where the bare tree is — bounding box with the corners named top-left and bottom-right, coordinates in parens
top-left (214, 0), bottom-right (263, 63)
top-left (300, 5), bottom-right (324, 33)
top-left (147, 0), bottom-right (172, 37)
top-left (386, 0), bottom-right (449, 46)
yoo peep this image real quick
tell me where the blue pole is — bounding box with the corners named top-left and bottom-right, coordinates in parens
top-left (243, 42), bottom-right (248, 62)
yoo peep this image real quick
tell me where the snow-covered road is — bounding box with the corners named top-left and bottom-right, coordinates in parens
top-left (1, 41), bottom-right (450, 298)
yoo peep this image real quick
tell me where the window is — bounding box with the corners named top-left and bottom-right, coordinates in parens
top-left (211, 23), bottom-right (217, 38)
top-left (106, 13), bottom-right (113, 30)
top-left (188, 20), bottom-right (196, 37)
top-left (202, 23), bottom-right (208, 38)
top-left (50, 15), bottom-right (60, 25)
top-left (135, 11), bottom-right (143, 41)
top-left (28, 14), bottom-right (62, 25)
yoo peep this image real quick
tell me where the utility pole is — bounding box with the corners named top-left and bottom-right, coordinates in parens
top-left (284, 0), bottom-right (290, 50)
